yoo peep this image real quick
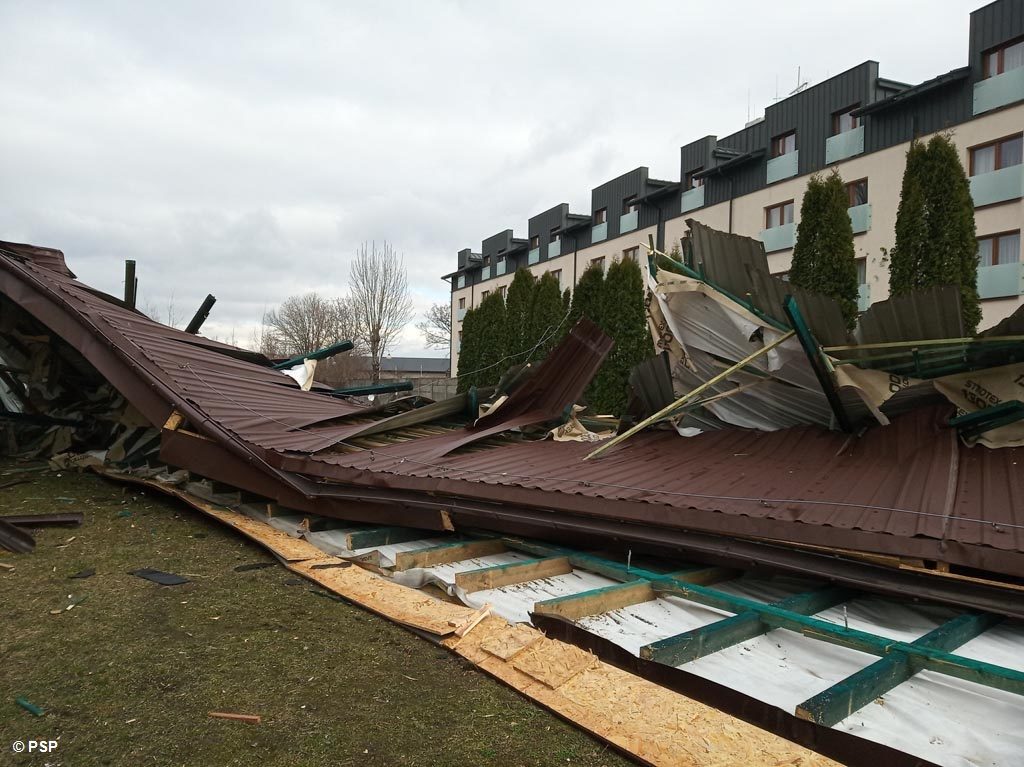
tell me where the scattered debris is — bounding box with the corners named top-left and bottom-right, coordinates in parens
top-left (69, 568), bottom-right (95, 579)
top-left (233, 562), bottom-right (275, 572)
top-left (129, 568), bottom-right (189, 586)
top-left (2, 511), bottom-right (84, 527)
top-left (0, 518), bottom-right (34, 553)
top-left (207, 711), bottom-right (261, 724)
top-left (16, 697), bottom-right (44, 716)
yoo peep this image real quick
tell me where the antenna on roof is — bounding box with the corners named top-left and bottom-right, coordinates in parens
top-left (746, 88), bottom-right (751, 122)
top-left (789, 66), bottom-right (809, 96)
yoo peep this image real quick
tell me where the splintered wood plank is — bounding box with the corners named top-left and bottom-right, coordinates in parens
top-left (512, 640), bottom-right (598, 688)
top-left (533, 580), bottom-right (655, 621)
top-left (393, 538), bottom-right (506, 570)
top-left (454, 556), bottom-right (572, 593)
top-left (201, 506), bottom-right (322, 562)
top-left (479, 623), bottom-right (545, 661)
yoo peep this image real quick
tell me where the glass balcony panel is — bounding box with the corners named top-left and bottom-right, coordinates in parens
top-left (848, 203), bottom-right (872, 234)
top-left (619, 210), bottom-right (638, 233)
top-left (592, 222), bottom-right (608, 242)
top-left (766, 150), bottom-right (799, 184)
top-left (825, 125), bottom-right (865, 164)
top-left (759, 222), bottom-right (796, 252)
top-left (973, 66), bottom-right (1024, 115)
top-left (528, 247), bottom-right (540, 265)
top-left (977, 262), bottom-right (1023, 299)
top-left (680, 185), bottom-right (705, 213)
top-left (547, 240), bottom-right (561, 258)
top-left (969, 165), bottom-right (1024, 207)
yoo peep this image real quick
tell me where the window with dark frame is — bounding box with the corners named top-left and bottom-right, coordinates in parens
top-left (591, 256), bottom-right (605, 270)
top-left (549, 226), bottom-right (560, 243)
top-left (977, 231), bottom-right (1021, 267)
top-left (765, 200), bottom-right (795, 229)
top-left (551, 269), bottom-right (562, 287)
top-left (770, 131), bottom-right (796, 158)
top-left (856, 259), bottom-right (867, 285)
top-left (846, 179), bottom-right (869, 207)
top-left (481, 290), bottom-right (490, 301)
top-left (483, 256), bottom-right (491, 266)
top-left (623, 195), bottom-right (638, 215)
top-left (594, 207), bottom-right (607, 224)
top-left (685, 168), bottom-right (705, 189)
top-left (498, 285), bottom-right (507, 298)
top-left (831, 105), bottom-right (860, 135)
top-left (983, 37), bottom-right (1024, 78)
top-left (970, 134), bottom-right (1024, 175)
top-left (458, 297), bottom-right (465, 309)
top-left (529, 235), bottom-right (539, 249)
top-left (622, 246), bottom-right (639, 262)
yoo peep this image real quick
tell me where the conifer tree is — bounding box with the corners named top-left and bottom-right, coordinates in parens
top-left (455, 306), bottom-right (482, 393)
top-left (890, 135), bottom-right (980, 332)
top-left (790, 171), bottom-right (859, 328)
top-left (527, 272), bottom-right (564, 360)
top-left (589, 257), bottom-right (653, 415)
top-left (503, 269), bottom-right (536, 360)
top-left (473, 290), bottom-right (509, 387)
top-left (569, 262), bottom-right (605, 329)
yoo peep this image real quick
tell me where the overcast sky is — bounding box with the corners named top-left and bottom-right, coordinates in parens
top-left (0, 0), bottom-right (981, 355)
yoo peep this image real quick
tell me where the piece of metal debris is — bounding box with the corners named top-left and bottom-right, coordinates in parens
top-left (129, 568), bottom-right (189, 586)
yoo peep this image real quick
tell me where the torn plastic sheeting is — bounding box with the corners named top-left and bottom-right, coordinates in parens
top-left (281, 359), bottom-right (317, 391)
top-left (460, 569), bottom-right (618, 626)
top-left (933, 361), bottom-right (1024, 448)
top-left (390, 551), bottom-right (532, 591)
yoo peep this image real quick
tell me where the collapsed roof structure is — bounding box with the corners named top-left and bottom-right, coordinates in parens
top-left (1, 229), bottom-right (1022, 766)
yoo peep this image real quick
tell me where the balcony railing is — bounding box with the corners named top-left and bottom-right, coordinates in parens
top-left (481, 265), bottom-right (492, 281)
top-left (528, 247), bottom-right (540, 265)
top-left (857, 283), bottom-right (871, 313)
top-left (592, 221), bottom-right (608, 243)
top-left (973, 66), bottom-right (1024, 115)
top-left (619, 210), bottom-right (638, 234)
top-left (977, 262), bottom-right (1024, 299)
top-left (848, 203), bottom-right (872, 234)
top-left (456, 307), bottom-right (467, 322)
top-left (547, 240), bottom-right (561, 259)
top-left (456, 274), bottom-right (466, 289)
top-left (766, 150), bottom-right (798, 184)
top-left (970, 165), bottom-right (1024, 207)
top-left (495, 259), bottom-right (507, 276)
top-left (825, 125), bottom-right (865, 164)
top-left (759, 222), bottom-right (796, 253)
top-left (680, 185), bottom-right (705, 213)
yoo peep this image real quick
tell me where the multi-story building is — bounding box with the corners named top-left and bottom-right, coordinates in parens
top-left (445, 0), bottom-right (1024, 373)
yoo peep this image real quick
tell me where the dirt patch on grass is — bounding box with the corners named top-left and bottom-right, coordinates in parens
top-left (0, 461), bottom-right (633, 766)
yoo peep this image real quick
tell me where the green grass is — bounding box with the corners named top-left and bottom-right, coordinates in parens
top-left (0, 461), bottom-right (633, 767)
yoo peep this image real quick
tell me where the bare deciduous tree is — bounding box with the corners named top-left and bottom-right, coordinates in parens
top-left (349, 241), bottom-right (412, 382)
top-left (416, 302), bottom-right (452, 350)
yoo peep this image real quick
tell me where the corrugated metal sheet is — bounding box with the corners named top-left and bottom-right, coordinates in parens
top-left (855, 285), bottom-right (966, 344)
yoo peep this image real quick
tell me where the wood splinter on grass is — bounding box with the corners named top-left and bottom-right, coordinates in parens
top-left (450, 603), bottom-right (492, 638)
top-left (208, 711), bottom-right (261, 724)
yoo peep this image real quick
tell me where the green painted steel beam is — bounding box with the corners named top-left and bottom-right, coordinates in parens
top-left (272, 340), bottom-right (354, 369)
top-left (641, 586), bottom-right (852, 666)
top-left (331, 380), bottom-right (414, 397)
top-left (796, 611), bottom-right (1002, 725)
top-left (949, 400), bottom-right (1024, 440)
top-left (503, 537), bottom-right (1024, 699)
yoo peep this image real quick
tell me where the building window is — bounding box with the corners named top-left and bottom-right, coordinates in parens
top-left (529, 235), bottom-right (539, 249)
top-left (591, 256), bottom-right (605, 270)
top-left (855, 259), bottom-right (867, 284)
top-left (770, 131), bottom-right (796, 158)
top-left (458, 331), bottom-right (463, 342)
top-left (480, 290), bottom-right (490, 301)
top-left (551, 269), bottom-right (562, 287)
top-left (831, 105), bottom-right (860, 135)
top-left (549, 226), bottom-right (560, 243)
top-left (498, 285), bottom-right (507, 299)
top-left (483, 255), bottom-right (491, 267)
top-left (685, 168), bottom-right (704, 189)
top-left (623, 195), bottom-right (638, 214)
top-left (978, 231), bottom-right (1021, 266)
top-left (765, 200), bottom-right (794, 228)
top-left (983, 37), bottom-right (1024, 78)
top-left (622, 246), bottom-right (639, 262)
top-left (970, 134), bottom-right (1024, 175)
top-left (458, 297), bottom-right (466, 309)
top-left (846, 179), bottom-right (869, 207)
top-left (594, 207), bottom-right (607, 224)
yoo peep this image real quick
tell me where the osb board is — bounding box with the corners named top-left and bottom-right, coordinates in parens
top-left (449, 622), bottom-right (839, 767)
top-left (479, 623), bottom-right (544, 661)
top-left (511, 639), bottom-right (598, 688)
top-left (112, 472), bottom-right (837, 767)
top-left (290, 558), bottom-right (475, 636)
top-left (202, 507), bottom-right (323, 562)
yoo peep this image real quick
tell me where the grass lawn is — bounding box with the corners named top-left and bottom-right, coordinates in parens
top-left (0, 461), bottom-right (634, 767)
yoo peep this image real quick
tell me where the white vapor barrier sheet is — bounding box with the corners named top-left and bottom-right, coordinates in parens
top-left (462, 570), bottom-right (619, 626)
top-left (304, 529), bottom-right (450, 566)
top-left (391, 552), bottom-right (533, 590)
top-left (582, 584), bottom-right (1024, 767)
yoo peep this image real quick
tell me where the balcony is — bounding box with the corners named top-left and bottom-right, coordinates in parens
top-left (973, 66), bottom-right (1024, 115)
top-left (680, 185), bottom-right (705, 213)
top-left (528, 247), bottom-right (540, 265)
top-left (495, 259), bottom-right (507, 277)
top-left (970, 165), bottom-right (1024, 207)
top-left (766, 150), bottom-right (798, 184)
top-left (481, 264), bottom-right (492, 280)
top-left (759, 222), bottom-right (796, 253)
top-left (456, 274), bottom-right (466, 289)
top-left (848, 203), bottom-right (872, 234)
top-left (620, 210), bottom-right (638, 234)
top-left (977, 262), bottom-right (1023, 299)
top-left (456, 307), bottom-right (467, 322)
top-left (592, 221), bottom-right (608, 243)
top-left (547, 240), bottom-right (561, 259)
top-left (825, 125), bottom-right (864, 164)
top-left (857, 283), bottom-right (871, 313)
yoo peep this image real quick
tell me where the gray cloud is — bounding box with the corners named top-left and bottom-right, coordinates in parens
top-left (0, 0), bottom-right (980, 353)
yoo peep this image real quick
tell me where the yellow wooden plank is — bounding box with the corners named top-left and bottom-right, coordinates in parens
top-left (393, 539), bottom-right (506, 571)
top-left (454, 556), bottom-right (572, 593)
